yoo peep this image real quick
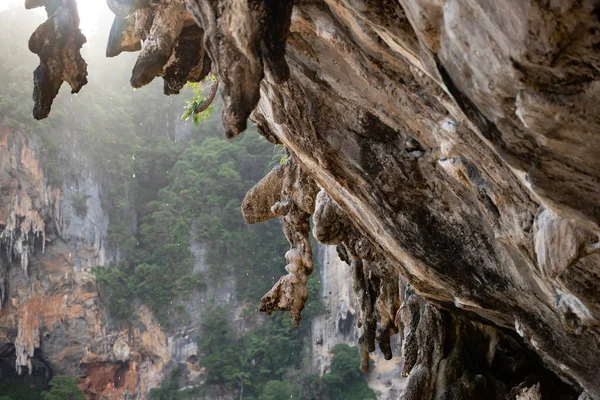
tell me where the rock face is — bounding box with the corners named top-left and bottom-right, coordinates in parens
top-left (0, 123), bottom-right (255, 399)
top-left (312, 244), bottom-right (405, 399)
top-left (24, 0), bottom-right (600, 399)
top-left (0, 127), bottom-right (175, 399)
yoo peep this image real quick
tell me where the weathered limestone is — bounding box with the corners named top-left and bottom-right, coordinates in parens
top-left (185, 0), bottom-right (294, 138)
top-left (23, 0), bottom-right (600, 398)
top-left (0, 127), bottom-right (175, 399)
top-left (242, 158), bottom-right (319, 327)
top-left (312, 189), bottom-right (401, 372)
top-left (106, 0), bottom-right (212, 96)
top-left (27, 0), bottom-right (88, 120)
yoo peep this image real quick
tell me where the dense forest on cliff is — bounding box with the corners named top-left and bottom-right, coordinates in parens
top-left (0, 5), bottom-right (376, 400)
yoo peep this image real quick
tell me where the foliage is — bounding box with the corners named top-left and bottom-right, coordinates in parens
top-left (0, 381), bottom-right (43, 400)
top-left (195, 316), bottom-right (374, 400)
top-left (330, 344), bottom-right (363, 382)
top-left (196, 297), bottom-right (324, 399)
top-left (41, 376), bottom-right (85, 400)
top-left (268, 144), bottom-right (289, 170)
top-left (320, 345), bottom-right (377, 400)
top-left (92, 114), bottom-right (309, 328)
top-left (180, 77), bottom-right (217, 127)
top-left (197, 305), bottom-right (244, 388)
top-left (72, 194), bottom-right (89, 218)
top-left (92, 266), bottom-right (135, 322)
top-left (148, 366), bottom-right (203, 400)
top-left (260, 380), bottom-right (294, 400)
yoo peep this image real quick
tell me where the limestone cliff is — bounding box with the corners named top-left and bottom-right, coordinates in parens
top-left (20, 0), bottom-right (600, 399)
top-left (0, 118), bottom-right (282, 399)
top-left (0, 127), bottom-right (175, 399)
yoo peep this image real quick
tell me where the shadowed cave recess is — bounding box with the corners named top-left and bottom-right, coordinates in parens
top-left (16, 0), bottom-right (600, 399)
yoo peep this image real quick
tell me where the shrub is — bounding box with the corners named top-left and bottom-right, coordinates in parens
top-left (41, 376), bottom-right (85, 400)
top-left (72, 194), bottom-right (89, 218)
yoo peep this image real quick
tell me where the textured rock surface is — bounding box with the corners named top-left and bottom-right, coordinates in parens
top-left (242, 157), bottom-right (319, 327)
top-left (27, 0), bottom-right (88, 119)
top-left (246, 2), bottom-right (600, 398)
top-left (24, 0), bottom-right (600, 398)
top-left (0, 128), bottom-right (175, 399)
top-left (395, 280), bottom-right (578, 400)
top-left (311, 244), bottom-right (405, 399)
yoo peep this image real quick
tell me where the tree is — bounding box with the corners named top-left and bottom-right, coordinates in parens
top-left (0, 379), bottom-right (44, 400)
top-left (197, 305), bottom-right (243, 388)
top-left (148, 366), bottom-right (202, 400)
top-left (330, 344), bottom-right (362, 382)
top-left (260, 380), bottom-right (294, 400)
top-left (320, 345), bottom-right (377, 400)
top-left (42, 376), bottom-right (85, 400)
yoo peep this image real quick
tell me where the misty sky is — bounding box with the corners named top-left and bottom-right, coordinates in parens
top-left (0, 0), bottom-right (109, 36)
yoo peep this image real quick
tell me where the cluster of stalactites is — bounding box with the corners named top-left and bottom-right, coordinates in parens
top-left (313, 190), bottom-right (400, 372)
top-left (27, 0), bottom-right (297, 140)
top-left (243, 159), bottom-right (401, 371)
top-left (0, 208), bottom-right (46, 309)
top-left (15, 314), bottom-right (40, 375)
top-left (107, 0), bottom-right (296, 136)
top-left (105, 0), bottom-right (212, 95)
top-left (24, 0), bottom-right (213, 120)
top-left (0, 209), bottom-right (46, 275)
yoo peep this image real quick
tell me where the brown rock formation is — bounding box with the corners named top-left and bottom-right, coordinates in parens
top-left (26, 0), bottom-right (88, 120)
top-left (0, 128), bottom-right (174, 399)
top-left (242, 157), bottom-right (319, 327)
top-left (24, 0), bottom-right (600, 399)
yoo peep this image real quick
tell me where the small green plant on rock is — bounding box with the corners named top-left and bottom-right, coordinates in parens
top-left (72, 193), bottom-right (89, 218)
top-left (181, 75), bottom-right (218, 127)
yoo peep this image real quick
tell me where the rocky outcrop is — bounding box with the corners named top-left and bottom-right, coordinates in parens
top-left (0, 128), bottom-right (49, 290)
top-left (26, 0), bottom-right (88, 120)
top-left (395, 280), bottom-right (577, 400)
top-left (0, 127), bottom-right (174, 399)
top-left (24, 0), bottom-right (600, 399)
top-left (242, 157), bottom-right (319, 327)
top-left (311, 244), bottom-right (405, 399)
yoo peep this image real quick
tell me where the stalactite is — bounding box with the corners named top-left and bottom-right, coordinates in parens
top-left (312, 189), bottom-right (400, 371)
top-left (0, 208), bottom-right (46, 275)
top-left (26, 0), bottom-right (88, 119)
top-left (242, 157), bottom-right (319, 327)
